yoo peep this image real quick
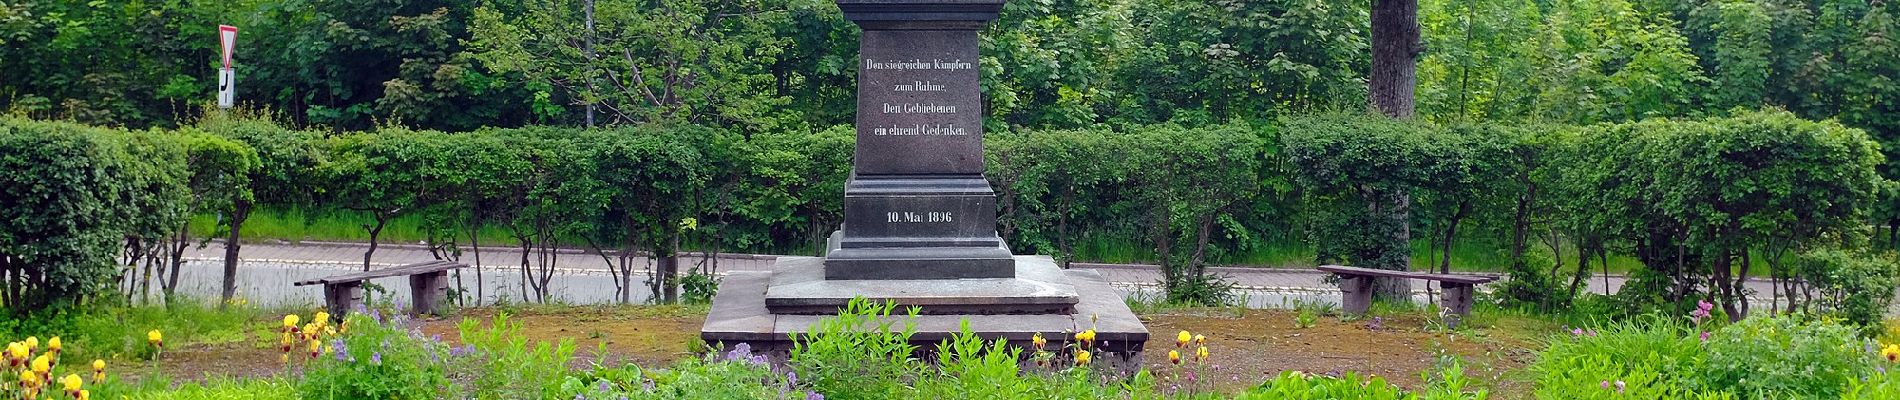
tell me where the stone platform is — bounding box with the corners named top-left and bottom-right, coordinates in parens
top-left (701, 255), bottom-right (1148, 357)
top-left (765, 255), bottom-right (1078, 314)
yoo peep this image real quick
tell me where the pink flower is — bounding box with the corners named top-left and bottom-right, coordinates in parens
top-left (1699, 331), bottom-right (1710, 342)
top-left (1691, 300), bottom-right (1714, 323)
top-left (1572, 328), bottom-right (1585, 337)
top-left (1600, 380), bottom-right (1610, 389)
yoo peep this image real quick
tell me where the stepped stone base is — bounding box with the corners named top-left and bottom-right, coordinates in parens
top-left (701, 255), bottom-right (1148, 361)
top-left (767, 255), bottom-right (1079, 315)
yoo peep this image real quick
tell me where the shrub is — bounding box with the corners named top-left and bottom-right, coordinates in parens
top-left (560, 344), bottom-right (794, 400)
top-left (298, 310), bottom-right (451, 399)
top-left (1789, 248), bottom-right (1900, 334)
top-left (1700, 315), bottom-right (1878, 399)
top-left (1240, 365), bottom-right (1488, 400)
top-left (786, 298), bottom-right (923, 399)
top-left (0, 118), bottom-right (188, 314)
top-left (452, 313), bottom-right (577, 399)
top-left (1530, 316), bottom-right (1727, 399)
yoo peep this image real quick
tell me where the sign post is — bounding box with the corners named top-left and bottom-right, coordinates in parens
top-left (217, 25), bottom-right (237, 109)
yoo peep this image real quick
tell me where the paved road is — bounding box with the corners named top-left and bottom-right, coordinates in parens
top-left (158, 240), bottom-right (1860, 312)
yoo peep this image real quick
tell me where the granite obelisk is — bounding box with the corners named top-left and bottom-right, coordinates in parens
top-left (702, 0), bottom-right (1147, 365)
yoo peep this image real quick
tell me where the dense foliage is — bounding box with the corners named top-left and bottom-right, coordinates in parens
top-left (7, 0), bottom-right (1898, 144)
top-left (1531, 311), bottom-right (1900, 399)
top-left (6, 107), bottom-right (1894, 323)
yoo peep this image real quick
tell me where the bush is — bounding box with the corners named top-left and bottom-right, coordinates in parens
top-left (452, 313), bottom-right (578, 399)
top-left (0, 118), bottom-right (189, 314)
top-left (1789, 248), bottom-right (1900, 333)
top-left (786, 298), bottom-right (923, 399)
top-left (1701, 315), bottom-right (1878, 399)
top-left (298, 310), bottom-right (451, 399)
top-left (1530, 316), bottom-right (1727, 398)
top-left (1532, 313), bottom-right (1891, 399)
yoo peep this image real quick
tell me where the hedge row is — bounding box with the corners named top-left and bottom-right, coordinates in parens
top-left (3, 109), bottom-right (1891, 321)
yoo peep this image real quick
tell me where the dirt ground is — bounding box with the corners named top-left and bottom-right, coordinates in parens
top-left (139, 305), bottom-right (1552, 397)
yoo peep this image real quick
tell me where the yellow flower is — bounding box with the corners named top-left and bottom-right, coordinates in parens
top-left (92, 359), bottom-right (105, 372)
top-left (25, 336), bottom-right (38, 350)
top-left (1196, 345), bottom-right (1209, 362)
top-left (6, 341), bottom-right (25, 360)
top-left (283, 314), bottom-right (301, 330)
top-left (19, 369), bottom-right (35, 386)
top-left (1167, 349), bottom-right (1181, 365)
top-left (280, 353), bottom-right (289, 363)
top-left (1074, 329), bottom-right (1096, 343)
top-left (79, 389), bottom-right (90, 400)
top-left (147, 330), bottom-right (163, 346)
top-left (1883, 344), bottom-right (1900, 363)
top-left (61, 373), bottom-right (81, 391)
top-left (1031, 333), bottom-right (1046, 350)
top-left (1074, 350), bottom-right (1091, 366)
top-left (1194, 334), bottom-right (1206, 346)
top-left (30, 354), bottom-right (50, 373)
top-left (314, 311), bottom-right (331, 326)
top-left (1176, 330), bottom-right (1192, 347)
top-left (47, 336), bottom-right (61, 352)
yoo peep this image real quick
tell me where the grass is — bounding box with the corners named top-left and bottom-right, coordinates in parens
top-left (1, 298), bottom-right (281, 369)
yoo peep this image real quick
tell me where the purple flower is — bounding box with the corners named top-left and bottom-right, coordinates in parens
top-left (450, 345), bottom-right (473, 357)
top-left (370, 351), bottom-right (382, 365)
top-left (333, 340), bottom-right (350, 361)
top-left (597, 380), bottom-right (610, 392)
top-left (805, 392), bottom-right (824, 400)
top-left (573, 395), bottom-right (585, 400)
top-left (369, 307), bottom-right (382, 323)
top-left (1615, 380), bottom-right (1626, 393)
top-left (1601, 380), bottom-right (1610, 389)
top-left (1699, 331), bottom-right (1711, 342)
top-left (1572, 328), bottom-right (1585, 337)
top-left (786, 371), bottom-right (798, 388)
top-left (725, 343), bottom-right (753, 362)
top-left (642, 379), bottom-right (655, 392)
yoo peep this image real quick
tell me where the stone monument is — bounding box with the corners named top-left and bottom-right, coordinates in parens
top-left (701, 0), bottom-right (1147, 363)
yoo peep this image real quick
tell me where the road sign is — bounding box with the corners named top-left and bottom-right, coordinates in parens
top-left (219, 25), bottom-right (237, 68)
top-left (218, 25), bottom-right (236, 109)
top-left (217, 69), bottom-right (235, 109)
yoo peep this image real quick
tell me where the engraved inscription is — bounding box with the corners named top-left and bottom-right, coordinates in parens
top-left (863, 59), bottom-right (975, 70)
top-left (893, 81), bottom-right (946, 92)
top-left (873, 124), bottom-right (969, 136)
top-left (880, 103), bottom-right (958, 114)
top-left (885, 211), bottom-right (956, 223)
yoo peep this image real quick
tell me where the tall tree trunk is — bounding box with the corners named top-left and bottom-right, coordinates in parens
top-left (362, 213), bottom-right (389, 272)
top-left (221, 201), bottom-right (250, 307)
top-left (469, 209), bottom-right (484, 307)
top-left (660, 232), bottom-right (681, 304)
top-left (1440, 200), bottom-right (1470, 274)
top-left (165, 225), bottom-right (188, 305)
top-left (1370, 0), bottom-right (1421, 118)
top-left (1370, 189), bottom-right (1413, 301)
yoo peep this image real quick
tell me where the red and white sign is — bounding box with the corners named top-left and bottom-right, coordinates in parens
top-left (219, 25), bottom-right (237, 68)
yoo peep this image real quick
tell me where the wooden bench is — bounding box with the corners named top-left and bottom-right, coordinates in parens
top-left (293, 261), bottom-right (467, 319)
top-left (1315, 265), bottom-right (1500, 327)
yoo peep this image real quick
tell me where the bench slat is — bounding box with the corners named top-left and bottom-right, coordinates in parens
top-left (1316, 265), bottom-right (1498, 285)
top-left (293, 261), bottom-right (461, 286)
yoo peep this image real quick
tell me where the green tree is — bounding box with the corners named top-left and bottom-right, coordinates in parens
top-left (468, 0), bottom-right (797, 130)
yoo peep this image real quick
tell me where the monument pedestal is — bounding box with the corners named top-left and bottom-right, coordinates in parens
top-left (699, 0), bottom-right (1147, 366)
top-left (702, 256), bottom-right (1148, 358)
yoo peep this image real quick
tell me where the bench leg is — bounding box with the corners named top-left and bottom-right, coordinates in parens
top-left (1440, 282), bottom-right (1474, 328)
top-left (409, 271), bottom-right (449, 316)
top-left (323, 282), bottom-right (364, 321)
top-left (1339, 275), bottom-right (1373, 316)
